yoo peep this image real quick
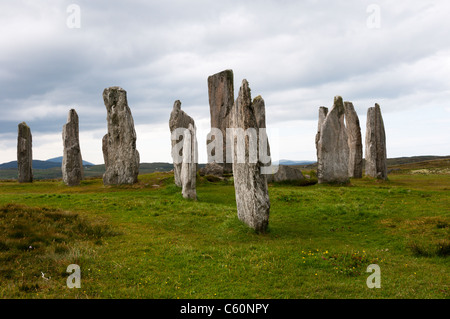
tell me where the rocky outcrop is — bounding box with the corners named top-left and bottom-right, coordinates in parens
top-left (207, 69), bottom-right (234, 173)
top-left (229, 79), bottom-right (270, 233)
top-left (62, 109), bottom-right (84, 186)
top-left (17, 122), bottom-right (33, 183)
top-left (180, 123), bottom-right (198, 199)
top-left (169, 100), bottom-right (195, 187)
top-left (198, 161), bottom-right (224, 177)
top-left (102, 87), bottom-right (140, 185)
top-left (365, 103), bottom-right (387, 180)
top-left (344, 101), bottom-right (363, 178)
top-left (266, 165), bottom-right (305, 183)
top-left (317, 96), bottom-right (350, 184)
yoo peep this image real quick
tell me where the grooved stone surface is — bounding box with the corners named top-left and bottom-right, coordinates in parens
top-left (102, 86), bottom-right (140, 185)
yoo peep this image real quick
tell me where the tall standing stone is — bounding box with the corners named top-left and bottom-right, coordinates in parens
top-left (252, 95), bottom-right (271, 169)
top-left (229, 79), bottom-right (270, 232)
top-left (315, 106), bottom-right (328, 159)
top-left (169, 100), bottom-right (195, 187)
top-left (62, 109), bottom-right (84, 186)
top-left (344, 101), bottom-right (363, 178)
top-left (207, 69), bottom-right (234, 173)
top-left (17, 122), bottom-right (33, 183)
top-left (365, 103), bottom-right (387, 180)
top-left (102, 86), bottom-right (140, 185)
top-left (180, 123), bottom-right (198, 199)
top-left (317, 96), bottom-right (350, 184)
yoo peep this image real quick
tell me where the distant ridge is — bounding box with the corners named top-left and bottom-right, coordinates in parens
top-left (0, 160), bottom-right (61, 170)
top-left (47, 156), bottom-right (95, 166)
top-left (273, 159), bottom-right (316, 166)
top-left (291, 155), bottom-right (450, 170)
top-left (0, 158), bottom-right (95, 170)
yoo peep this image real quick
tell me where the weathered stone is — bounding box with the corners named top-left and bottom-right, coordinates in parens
top-left (198, 161), bottom-right (224, 177)
top-left (17, 122), bottom-right (33, 183)
top-left (169, 100), bottom-right (195, 187)
top-left (180, 123), bottom-right (198, 200)
top-left (62, 109), bottom-right (84, 186)
top-left (266, 165), bottom-right (305, 183)
top-left (365, 103), bottom-right (387, 180)
top-left (315, 106), bottom-right (328, 159)
top-left (207, 69), bottom-right (234, 173)
top-left (102, 86), bottom-right (140, 185)
top-left (317, 96), bottom-right (350, 184)
top-left (344, 101), bottom-right (363, 178)
top-left (229, 79), bottom-right (270, 233)
top-left (252, 95), bottom-right (271, 169)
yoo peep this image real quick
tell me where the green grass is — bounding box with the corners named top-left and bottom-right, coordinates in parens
top-left (0, 171), bottom-right (448, 299)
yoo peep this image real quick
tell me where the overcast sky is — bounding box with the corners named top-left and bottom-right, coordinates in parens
top-left (0, 0), bottom-right (449, 164)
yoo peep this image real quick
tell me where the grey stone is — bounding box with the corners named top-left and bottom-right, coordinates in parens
top-left (62, 109), bottom-right (84, 186)
top-left (315, 106), bottom-right (328, 159)
top-left (17, 122), bottom-right (33, 183)
top-left (344, 102), bottom-right (363, 178)
top-left (266, 165), bottom-right (305, 183)
top-left (317, 96), bottom-right (350, 184)
top-left (252, 95), bottom-right (271, 168)
top-left (102, 86), bottom-right (140, 185)
top-left (229, 79), bottom-right (270, 233)
top-left (207, 69), bottom-right (234, 172)
top-left (169, 100), bottom-right (195, 187)
top-left (198, 161), bottom-right (224, 177)
top-left (365, 103), bottom-right (387, 180)
top-left (180, 123), bottom-right (198, 200)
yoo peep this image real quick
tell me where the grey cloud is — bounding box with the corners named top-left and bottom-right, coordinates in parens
top-left (1, 0), bottom-right (449, 162)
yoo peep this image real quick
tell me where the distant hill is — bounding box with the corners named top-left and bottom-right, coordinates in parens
top-left (274, 159), bottom-right (316, 166)
top-left (0, 162), bottom-right (178, 180)
top-left (0, 160), bottom-right (61, 170)
top-left (291, 155), bottom-right (450, 170)
top-left (385, 156), bottom-right (450, 167)
top-left (0, 158), bottom-right (95, 171)
top-left (47, 156), bottom-right (95, 166)
top-left (388, 157), bottom-right (450, 173)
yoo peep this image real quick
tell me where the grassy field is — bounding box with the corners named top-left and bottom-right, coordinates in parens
top-left (0, 165), bottom-right (449, 299)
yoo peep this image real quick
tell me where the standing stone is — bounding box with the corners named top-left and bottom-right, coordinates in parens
top-left (365, 103), bottom-right (387, 180)
top-left (317, 96), bottom-right (350, 184)
top-left (229, 79), bottom-right (270, 232)
top-left (169, 100), bottom-right (195, 187)
top-left (62, 109), bottom-right (84, 186)
top-left (207, 69), bottom-right (234, 173)
top-left (180, 123), bottom-right (198, 199)
top-left (17, 122), bottom-right (33, 183)
top-left (344, 102), bottom-right (363, 178)
top-left (252, 95), bottom-right (271, 169)
top-left (102, 86), bottom-right (140, 185)
top-left (315, 106), bottom-right (328, 159)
